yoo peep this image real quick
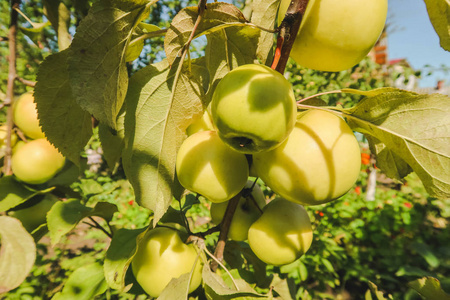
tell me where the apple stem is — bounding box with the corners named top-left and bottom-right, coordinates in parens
top-left (210, 191), bottom-right (242, 272)
top-left (2, 0), bottom-right (21, 176)
top-left (273, 0), bottom-right (310, 74)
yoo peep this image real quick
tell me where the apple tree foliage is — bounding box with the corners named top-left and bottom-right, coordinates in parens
top-left (0, 0), bottom-right (449, 298)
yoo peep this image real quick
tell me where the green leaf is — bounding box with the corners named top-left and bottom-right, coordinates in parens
top-left (366, 281), bottom-right (388, 300)
top-left (92, 201), bottom-right (118, 222)
top-left (408, 277), bottom-right (450, 300)
top-left (411, 242), bottom-right (440, 268)
top-left (98, 105), bottom-right (125, 170)
top-left (19, 21), bottom-right (51, 45)
top-left (47, 199), bottom-right (93, 245)
top-left (0, 216), bottom-right (36, 294)
top-left (205, 26), bottom-right (260, 100)
top-left (122, 59), bottom-right (204, 224)
top-left (104, 227), bottom-right (147, 291)
top-left (125, 23), bottom-right (161, 62)
top-left (0, 176), bottom-right (35, 212)
top-left (343, 88), bottom-right (450, 199)
top-left (43, 0), bottom-right (72, 50)
top-left (157, 273), bottom-right (192, 300)
top-left (164, 2), bottom-right (251, 66)
top-left (249, 0), bottom-right (278, 63)
top-left (68, 0), bottom-right (154, 129)
top-left (52, 263), bottom-right (108, 300)
top-left (423, 0), bottom-right (450, 51)
top-left (34, 49), bottom-right (93, 165)
top-left (202, 264), bottom-right (267, 299)
top-left (270, 274), bottom-right (295, 300)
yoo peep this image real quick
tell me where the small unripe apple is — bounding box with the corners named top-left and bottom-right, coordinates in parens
top-left (210, 180), bottom-right (266, 241)
top-left (248, 198), bottom-right (313, 266)
top-left (253, 110), bottom-right (361, 205)
top-left (131, 227), bottom-right (203, 298)
top-left (12, 138), bottom-right (65, 184)
top-left (186, 110), bottom-right (214, 136)
top-left (13, 92), bottom-right (46, 139)
top-left (0, 125), bottom-right (18, 157)
top-left (278, 0), bottom-right (388, 71)
top-left (176, 130), bottom-right (249, 203)
top-left (211, 64), bottom-right (296, 153)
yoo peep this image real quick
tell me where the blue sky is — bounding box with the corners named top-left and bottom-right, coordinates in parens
top-left (387, 0), bottom-right (450, 87)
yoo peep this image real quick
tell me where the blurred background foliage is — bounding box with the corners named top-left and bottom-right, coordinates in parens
top-left (1, 0), bottom-right (448, 299)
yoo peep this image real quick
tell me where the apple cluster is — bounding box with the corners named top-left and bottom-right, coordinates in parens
top-left (4, 92), bottom-right (66, 185)
top-left (173, 63), bottom-right (361, 268)
top-left (2, 92), bottom-right (65, 232)
top-left (131, 0), bottom-right (388, 294)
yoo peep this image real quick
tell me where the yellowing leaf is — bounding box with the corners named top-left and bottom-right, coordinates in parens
top-left (0, 216), bottom-right (36, 293)
top-left (343, 88), bottom-right (450, 199)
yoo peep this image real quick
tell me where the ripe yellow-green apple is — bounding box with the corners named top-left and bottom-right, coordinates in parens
top-left (210, 180), bottom-right (266, 241)
top-left (186, 110), bottom-right (214, 136)
top-left (131, 227), bottom-right (203, 298)
top-left (248, 198), bottom-right (313, 266)
top-left (9, 194), bottom-right (59, 232)
top-left (278, 0), bottom-right (388, 71)
top-left (253, 109), bottom-right (361, 205)
top-left (176, 130), bottom-right (248, 203)
top-left (12, 138), bottom-right (65, 184)
top-left (211, 64), bottom-right (296, 153)
top-left (13, 92), bottom-right (46, 139)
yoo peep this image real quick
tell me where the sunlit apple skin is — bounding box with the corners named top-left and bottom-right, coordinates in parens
top-left (12, 138), bottom-right (65, 184)
top-left (9, 194), bottom-right (59, 232)
top-left (248, 198), bottom-right (313, 266)
top-left (254, 110), bottom-right (361, 205)
top-left (13, 92), bottom-right (46, 139)
top-left (176, 130), bottom-right (249, 203)
top-left (210, 180), bottom-right (266, 241)
top-left (211, 64), bottom-right (296, 153)
top-left (278, 0), bottom-right (388, 72)
top-left (131, 227), bottom-right (203, 298)
top-left (186, 110), bottom-right (214, 136)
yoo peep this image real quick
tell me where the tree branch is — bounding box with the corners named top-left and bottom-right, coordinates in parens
top-left (273, 0), bottom-right (310, 74)
top-left (3, 0), bottom-right (21, 176)
top-left (15, 76), bottom-right (36, 87)
top-left (210, 191), bottom-right (242, 272)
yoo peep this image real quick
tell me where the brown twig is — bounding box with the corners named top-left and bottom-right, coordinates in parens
top-left (87, 216), bottom-right (113, 239)
top-left (3, 0), bottom-right (21, 176)
top-left (273, 0), bottom-right (310, 74)
top-left (210, 191), bottom-right (242, 272)
top-left (15, 76), bottom-right (36, 87)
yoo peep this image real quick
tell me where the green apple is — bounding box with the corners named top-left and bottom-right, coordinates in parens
top-left (9, 194), bottom-right (59, 232)
top-left (131, 227), bottom-right (203, 298)
top-left (211, 64), bottom-right (296, 153)
top-left (186, 109), bottom-right (214, 136)
top-left (278, 0), bottom-right (388, 72)
top-left (0, 125), bottom-right (17, 147)
top-left (253, 110), bottom-right (361, 205)
top-left (210, 180), bottom-right (266, 241)
top-left (0, 125), bottom-right (18, 157)
top-left (12, 138), bottom-right (66, 184)
top-left (13, 92), bottom-right (46, 139)
top-left (248, 198), bottom-right (313, 266)
top-left (176, 130), bottom-right (249, 203)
